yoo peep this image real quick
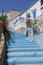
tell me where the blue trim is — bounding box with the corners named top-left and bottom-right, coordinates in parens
top-left (12, 0), bottom-right (39, 21)
top-left (32, 9), bottom-right (36, 19)
top-left (19, 0), bottom-right (39, 16)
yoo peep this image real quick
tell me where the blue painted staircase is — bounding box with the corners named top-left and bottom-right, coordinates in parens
top-left (4, 32), bottom-right (43, 65)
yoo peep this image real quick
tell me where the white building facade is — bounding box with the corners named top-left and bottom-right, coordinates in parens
top-left (9, 0), bottom-right (43, 33)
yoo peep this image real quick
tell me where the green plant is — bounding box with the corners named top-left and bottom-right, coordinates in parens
top-left (0, 11), bottom-right (8, 33)
top-left (1, 14), bottom-right (8, 23)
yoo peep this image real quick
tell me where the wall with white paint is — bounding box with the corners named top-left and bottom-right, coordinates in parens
top-left (9, 0), bottom-right (43, 32)
top-left (27, 0), bottom-right (41, 19)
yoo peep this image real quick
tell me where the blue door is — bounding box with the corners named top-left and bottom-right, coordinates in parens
top-left (33, 10), bottom-right (36, 19)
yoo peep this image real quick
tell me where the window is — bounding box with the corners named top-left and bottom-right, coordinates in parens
top-left (32, 9), bottom-right (36, 19)
top-left (20, 17), bottom-right (25, 22)
top-left (27, 13), bottom-right (30, 18)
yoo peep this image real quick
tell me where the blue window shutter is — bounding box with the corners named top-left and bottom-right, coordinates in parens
top-left (33, 10), bottom-right (36, 19)
top-left (20, 17), bottom-right (25, 22)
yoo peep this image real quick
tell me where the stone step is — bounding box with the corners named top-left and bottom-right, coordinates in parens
top-left (13, 41), bottom-right (37, 44)
top-left (12, 34), bottom-right (25, 37)
top-left (7, 43), bottom-right (38, 47)
top-left (11, 39), bottom-right (32, 42)
top-left (11, 38), bottom-right (30, 42)
top-left (6, 57), bottom-right (43, 64)
top-left (8, 45), bottom-right (39, 48)
top-left (11, 34), bottom-right (25, 36)
top-left (9, 43), bottom-right (37, 46)
top-left (12, 43), bottom-right (37, 45)
top-left (7, 51), bottom-right (43, 58)
top-left (11, 36), bottom-right (25, 38)
top-left (7, 41), bottom-right (37, 45)
top-left (7, 42), bottom-right (37, 46)
top-left (11, 34), bottom-right (26, 39)
top-left (11, 37), bottom-right (26, 39)
top-left (7, 51), bottom-right (39, 54)
top-left (7, 48), bottom-right (43, 52)
top-left (11, 36), bottom-right (26, 38)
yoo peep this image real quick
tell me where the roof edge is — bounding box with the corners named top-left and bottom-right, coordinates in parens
top-left (11, 0), bottom-right (39, 22)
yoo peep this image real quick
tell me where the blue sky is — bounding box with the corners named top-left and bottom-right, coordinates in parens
top-left (0, 0), bottom-right (37, 12)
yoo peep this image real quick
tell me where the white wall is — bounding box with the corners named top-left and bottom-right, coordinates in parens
top-left (27, 0), bottom-right (41, 19)
top-left (8, 16), bottom-right (21, 31)
top-left (9, 0), bottom-right (42, 32)
top-left (8, 11), bottom-right (27, 31)
top-left (6, 13), bottom-right (11, 21)
top-left (20, 12), bottom-right (26, 20)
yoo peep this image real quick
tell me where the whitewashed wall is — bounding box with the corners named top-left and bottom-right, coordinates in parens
top-left (8, 12), bottom-right (27, 32)
top-left (21, 0), bottom-right (42, 19)
top-left (8, 16), bottom-right (21, 31)
top-left (20, 12), bottom-right (26, 20)
top-left (20, 12), bottom-right (26, 28)
top-left (27, 0), bottom-right (41, 19)
top-left (9, 0), bottom-right (42, 32)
